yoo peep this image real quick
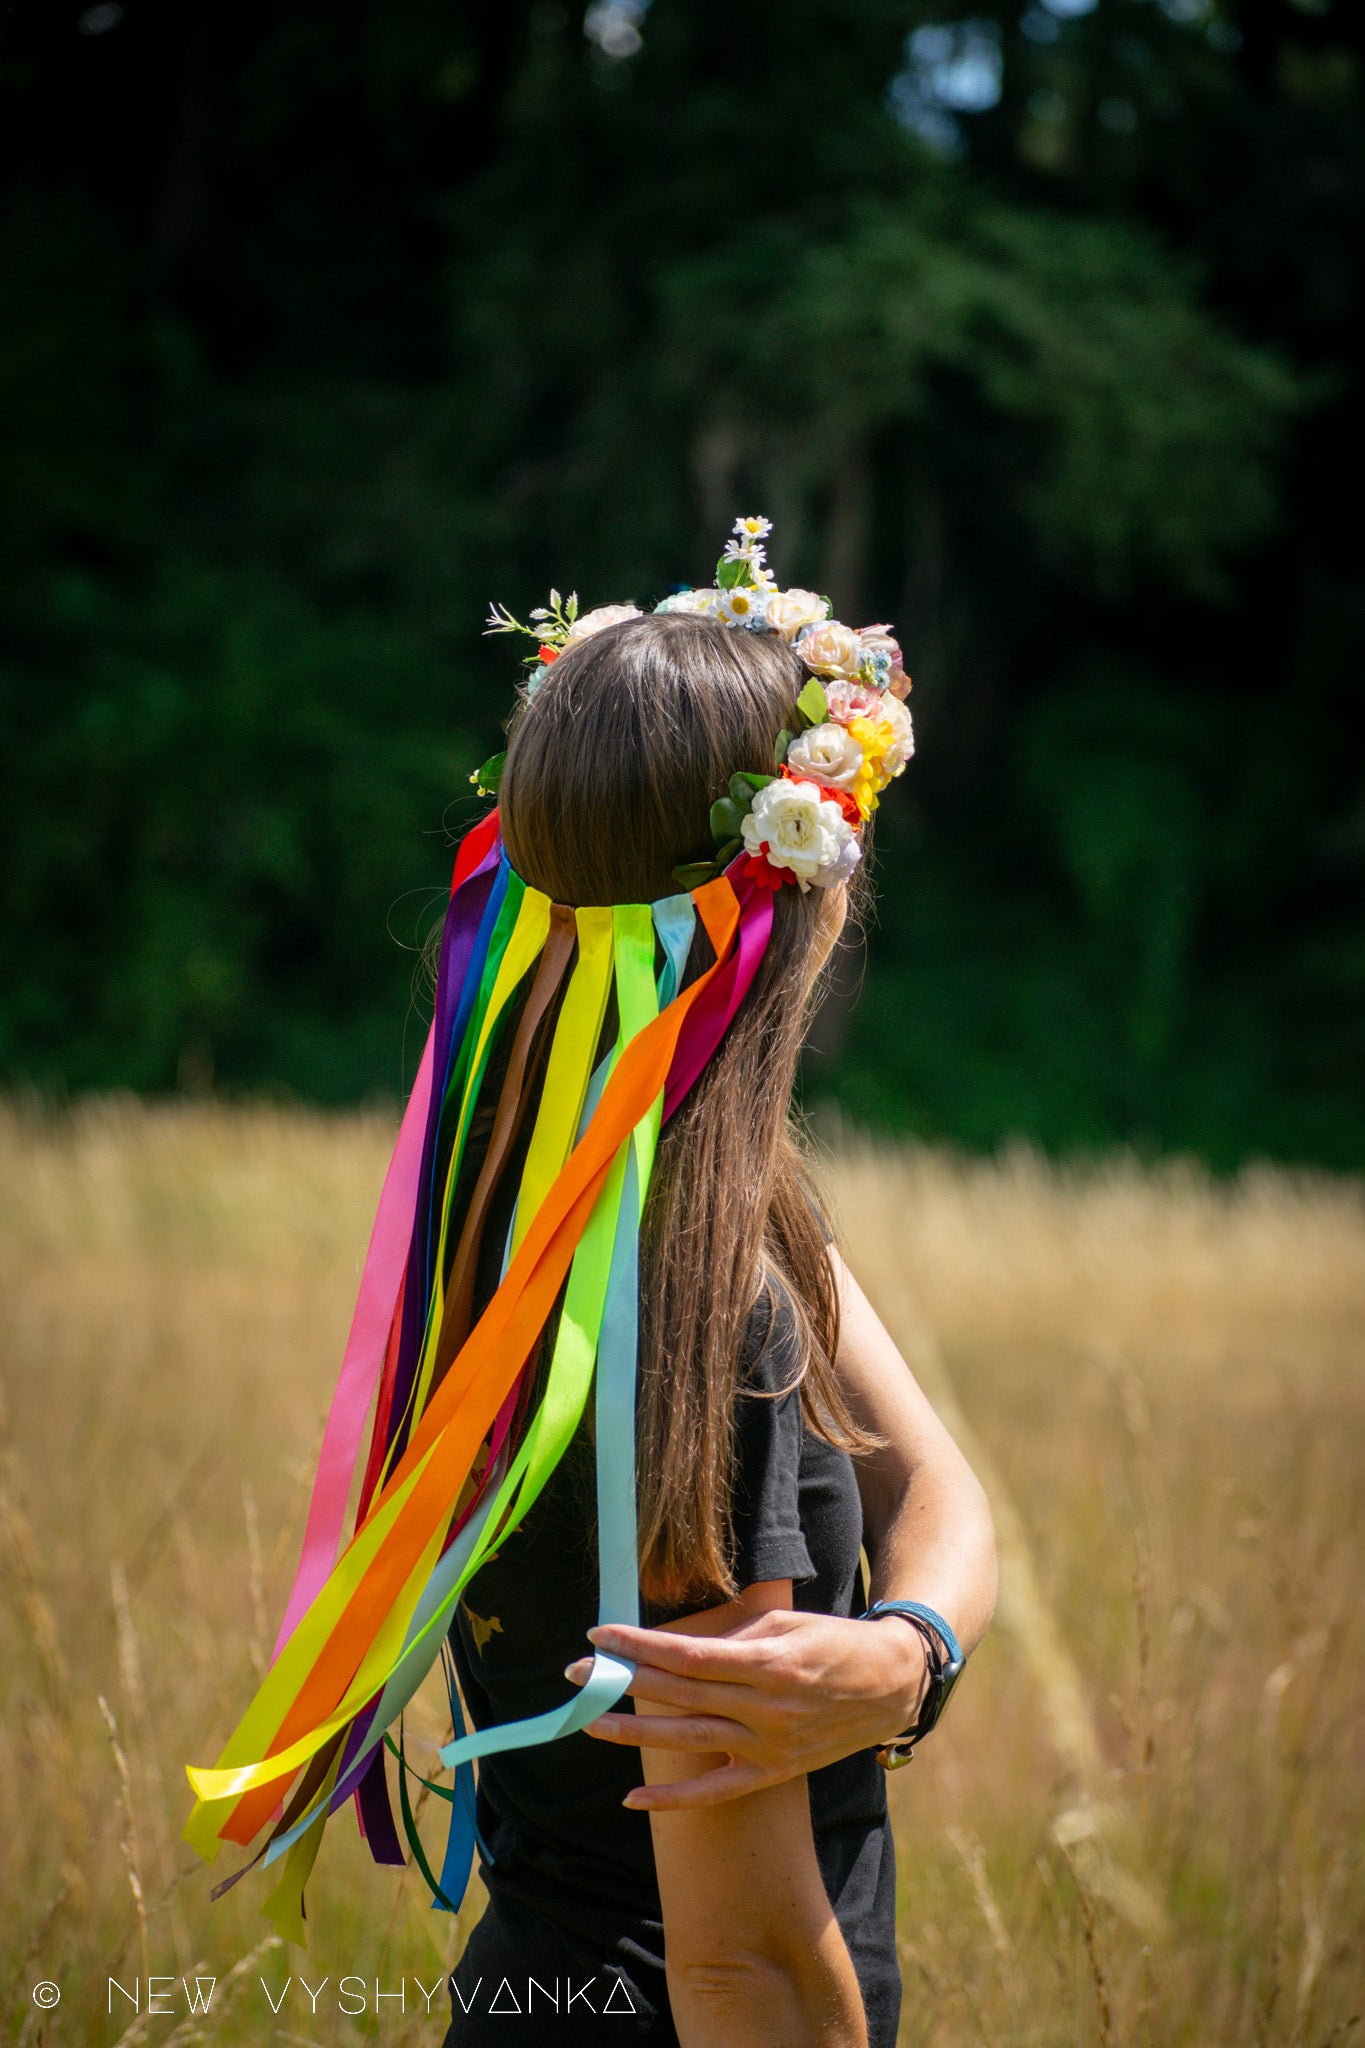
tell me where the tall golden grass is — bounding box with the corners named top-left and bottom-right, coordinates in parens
top-left (1, 1096), bottom-right (1361, 2045)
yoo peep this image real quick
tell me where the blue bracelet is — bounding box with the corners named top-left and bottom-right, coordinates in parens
top-left (859, 1599), bottom-right (966, 1767)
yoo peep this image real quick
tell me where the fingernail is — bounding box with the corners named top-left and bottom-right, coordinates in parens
top-left (622, 1791), bottom-right (649, 1810)
top-left (563, 1660), bottom-right (588, 1684)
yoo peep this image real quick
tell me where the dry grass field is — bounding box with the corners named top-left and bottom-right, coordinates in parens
top-left (1, 1096), bottom-right (1362, 2046)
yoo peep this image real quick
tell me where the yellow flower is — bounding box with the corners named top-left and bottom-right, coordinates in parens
top-left (847, 713), bottom-right (906, 818)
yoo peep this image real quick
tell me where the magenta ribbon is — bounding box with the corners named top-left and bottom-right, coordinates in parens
top-left (663, 872), bottom-right (774, 1121)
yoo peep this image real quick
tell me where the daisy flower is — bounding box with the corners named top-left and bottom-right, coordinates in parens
top-left (716, 585), bottom-right (770, 625)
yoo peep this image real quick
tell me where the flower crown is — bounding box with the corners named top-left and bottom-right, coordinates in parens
top-left (481, 516), bottom-right (913, 894)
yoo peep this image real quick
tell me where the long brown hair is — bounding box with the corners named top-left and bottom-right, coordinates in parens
top-left (499, 611), bottom-right (875, 1609)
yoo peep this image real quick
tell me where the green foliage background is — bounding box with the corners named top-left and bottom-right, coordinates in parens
top-left (2, 0), bottom-right (1361, 1165)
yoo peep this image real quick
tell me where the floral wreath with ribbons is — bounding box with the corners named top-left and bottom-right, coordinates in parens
top-left (482, 515), bottom-right (913, 894)
top-left (181, 519), bottom-right (914, 1943)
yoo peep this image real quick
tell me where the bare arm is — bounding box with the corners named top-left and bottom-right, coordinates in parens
top-left (641, 1578), bottom-right (867, 2048)
top-left (567, 1251), bottom-right (997, 1806)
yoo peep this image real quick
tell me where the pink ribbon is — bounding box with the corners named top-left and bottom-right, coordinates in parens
top-left (663, 873), bottom-right (774, 1121)
top-left (269, 811), bottom-right (503, 1662)
top-left (271, 1023), bottom-right (437, 1660)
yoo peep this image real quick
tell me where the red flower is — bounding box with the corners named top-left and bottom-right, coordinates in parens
top-left (738, 847), bottom-right (797, 892)
top-left (537, 644), bottom-right (560, 664)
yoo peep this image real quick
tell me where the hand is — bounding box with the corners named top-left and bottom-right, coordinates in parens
top-left (563, 1608), bottom-right (930, 1811)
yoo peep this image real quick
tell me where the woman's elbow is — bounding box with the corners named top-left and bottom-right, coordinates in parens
top-left (668, 1938), bottom-right (867, 2048)
top-left (955, 1456), bottom-right (999, 1640)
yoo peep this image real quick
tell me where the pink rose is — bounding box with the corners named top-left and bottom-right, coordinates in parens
top-left (825, 678), bottom-right (885, 726)
top-left (857, 625), bottom-right (910, 697)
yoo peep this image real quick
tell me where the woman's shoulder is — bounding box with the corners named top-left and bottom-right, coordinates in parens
top-left (738, 1270), bottom-right (807, 1402)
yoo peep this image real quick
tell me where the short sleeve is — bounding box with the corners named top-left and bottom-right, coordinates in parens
top-left (728, 1279), bottom-right (816, 1589)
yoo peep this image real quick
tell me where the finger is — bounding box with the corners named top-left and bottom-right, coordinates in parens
top-left (587, 1623), bottom-right (776, 1684)
top-left (622, 1762), bottom-right (773, 1812)
top-left (584, 1712), bottom-right (754, 1754)
top-left (565, 1656), bottom-right (755, 1728)
top-left (612, 1662), bottom-right (761, 1720)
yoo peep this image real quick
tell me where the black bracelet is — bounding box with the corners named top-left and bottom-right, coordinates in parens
top-left (858, 1599), bottom-right (966, 1770)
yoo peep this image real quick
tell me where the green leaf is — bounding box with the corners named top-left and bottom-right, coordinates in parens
top-left (716, 555), bottom-right (753, 590)
top-left (470, 750), bottom-right (506, 796)
top-left (730, 770), bottom-right (774, 800)
top-left (796, 678), bottom-right (828, 725)
top-left (710, 795), bottom-right (747, 843)
top-left (672, 860), bottom-right (718, 888)
top-left (716, 837), bottom-right (742, 864)
top-left (774, 729), bottom-right (793, 766)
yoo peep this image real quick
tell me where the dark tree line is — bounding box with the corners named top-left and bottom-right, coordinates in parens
top-left (1, 0), bottom-right (1361, 1165)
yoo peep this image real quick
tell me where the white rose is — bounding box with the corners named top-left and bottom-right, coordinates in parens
top-left (764, 588), bottom-right (829, 640)
top-left (795, 619), bottom-right (864, 679)
top-left (824, 831), bottom-right (863, 887)
top-left (785, 721), bottom-right (865, 791)
top-left (653, 587), bottom-right (722, 617)
top-left (879, 692), bottom-right (915, 776)
top-left (741, 777), bottom-right (857, 891)
top-left (562, 602), bottom-right (643, 647)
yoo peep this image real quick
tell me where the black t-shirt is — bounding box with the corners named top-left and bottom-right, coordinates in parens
top-left (442, 1281), bottom-right (901, 2046)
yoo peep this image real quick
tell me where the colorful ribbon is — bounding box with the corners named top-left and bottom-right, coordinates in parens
top-left (184, 817), bottom-right (770, 1941)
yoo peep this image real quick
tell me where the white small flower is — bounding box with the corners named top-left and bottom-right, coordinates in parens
top-left (722, 536), bottom-right (764, 562)
top-left (716, 585), bottom-right (770, 626)
top-left (785, 721), bottom-right (866, 791)
top-left (561, 602), bottom-right (643, 648)
top-left (733, 514), bottom-right (774, 541)
top-left (741, 777), bottom-right (858, 891)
